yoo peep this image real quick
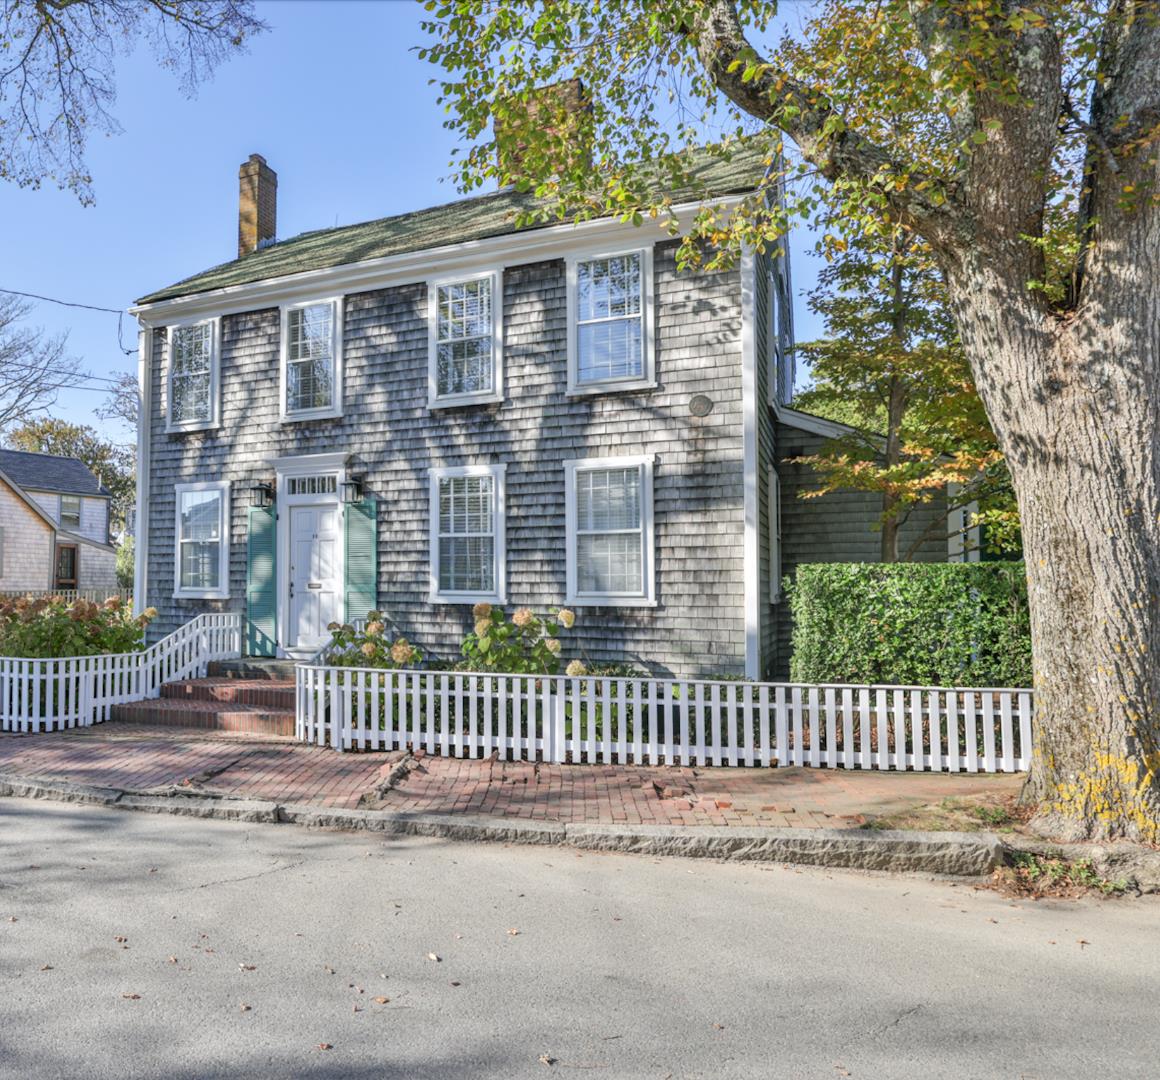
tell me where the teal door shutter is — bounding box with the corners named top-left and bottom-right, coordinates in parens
top-left (246, 505), bottom-right (277, 657)
top-left (345, 497), bottom-right (378, 623)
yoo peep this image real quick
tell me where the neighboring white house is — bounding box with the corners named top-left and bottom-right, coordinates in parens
top-left (0, 449), bottom-right (118, 595)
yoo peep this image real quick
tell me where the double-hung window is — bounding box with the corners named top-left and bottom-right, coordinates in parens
top-left (428, 272), bottom-right (502, 407)
top-left (167, 320), bottom-right (219, 431)
top-left (173, 481), bottom-right (230, 600)
top-left (281, 298), bottom-right (343, 421)
top-left (60, 495), bottom-right (81, 529)
top-left (566, 249), bottom-right (654, 394)
top-left (564, 455), bottom-right (655, 606)
top-left (429, 465), bottom-right (506, 603)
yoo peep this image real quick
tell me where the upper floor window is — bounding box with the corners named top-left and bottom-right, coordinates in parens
top-left (429, 464), bottom-right (506, 603)
top-left (281, 298), bottom-right (343, 421)
top-left (566, 249), bottom-right (655, 395)
top-left (60, 495), bottom-right (81, 529)
top-left (428, 272), bottom-right (503, 408)
top-left (167, 319), bottom-right (219, 432)
top-left (564, 455), bottom-right (656, 606)
top-left (173, 481), bottom-right (230, 600)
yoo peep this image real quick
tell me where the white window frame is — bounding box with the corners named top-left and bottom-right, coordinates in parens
top-left (173, 481), bottom-right (230, 600)
top-left (768, 467), bottom-right (782, 603)
top-left (59, 494), bottom-right (82, 529)
top-left (428, 463), bottom-right (507, 604)
top-left (279, 297), bottom-right (344, 423)
top-left (564, 454), bottom-right (656, 607)
top-left (565, 246), bottom-right (655, 396)
top-left (427, 269), bottom-right (504, 409)
top-left (165, 317), bottom-right (221, 433)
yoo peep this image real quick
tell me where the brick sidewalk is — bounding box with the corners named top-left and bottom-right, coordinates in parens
top-left (0, 725), bottom-right (1022, 826)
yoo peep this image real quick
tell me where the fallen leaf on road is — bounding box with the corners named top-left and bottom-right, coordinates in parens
top-left (317, 1043), bottom-right (332, 1051)
top-left (324, 965), bottom-right (335, 974)
top-left (450, 981), bottom-right (461, 987)
top-left (240, 1004), bottom-right (251, 1012)
top-left (39, 964), bottom-right (53, 971)
top-left (167, 956), bottom-right (177, 964)
top-left (239, 963), bottom-right (256, 971)
top-left (374, 996), bottom-right (390, 1005)
top-left (539, 1054), bottom-right (557, 1066)
top-left (427, 953), bottom-right (441, 962)
top-left (1077, 939), bottom-right (1091, 949)
top-left (114, 935), bottom-right (128, 943)
top-left (507, 928), bottom-right (520, 936)
top-left (121, 993), bottom-right (141, 1000)
top-left (7, 916), bottom-right (17, 923)
top-left (712, 1023), bottom-right (725, 1031)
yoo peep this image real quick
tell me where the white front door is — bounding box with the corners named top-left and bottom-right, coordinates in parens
top-left (288, 504), bottom-right (340, 651)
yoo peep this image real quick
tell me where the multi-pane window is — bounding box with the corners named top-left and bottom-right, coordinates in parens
top-left (174, 483), bottom-right (229, 599)
top-left (284, 301), bottom-right (338, 416)
top-left (565, 457), bottom-right (654, 605)
top-left (60, 495), bottom-right (81, 529)
top-left (431, 276), bottom-right (498, 403)
top-left (169, 321), bottom-right (216, 428)
top-left (430, 465), bottom-right (505, 601)
top-left (572, 252), bottom-right (648, 388)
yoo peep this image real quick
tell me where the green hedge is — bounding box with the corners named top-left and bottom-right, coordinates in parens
top-left (787, 562), bottom-right (1032, 688)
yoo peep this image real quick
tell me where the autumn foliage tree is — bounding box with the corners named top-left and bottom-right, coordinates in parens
top-left (421, 0), bottom-right (1160, 841)
top-left (793, 219), bottom-right (1017, 561)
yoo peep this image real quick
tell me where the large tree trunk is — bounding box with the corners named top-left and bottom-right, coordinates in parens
top-left (945, 246), bottom-right (1160, 844)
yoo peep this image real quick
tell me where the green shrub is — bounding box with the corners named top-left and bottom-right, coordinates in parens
top-left (787, 562), bottom-right (1032, 687)
top-left (0, 595), bottom-right (154, 658)
top-left (459, 603), bottom-right (578, 675)
top-left (325, 613), bottom-right (423, 669)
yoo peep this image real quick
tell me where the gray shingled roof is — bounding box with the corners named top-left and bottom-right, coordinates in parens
top-left (0, 449), bottom-right (111, 497)
top-left (137, 147), bottom-right (768, 305)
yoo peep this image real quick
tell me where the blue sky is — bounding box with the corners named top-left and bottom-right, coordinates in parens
top-left (1, 0), bottom-right (822, 444)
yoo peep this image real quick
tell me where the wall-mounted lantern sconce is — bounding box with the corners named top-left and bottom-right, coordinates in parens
top-left (340, 475), bottom-right (364, 504)
top-left (248, 481), bottom-right (275, 509)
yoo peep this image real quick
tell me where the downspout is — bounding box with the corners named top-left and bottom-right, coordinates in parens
top-left (740, 247), bottom-right (760, 680)
top-left (133, 322), bottom-right (152, 617)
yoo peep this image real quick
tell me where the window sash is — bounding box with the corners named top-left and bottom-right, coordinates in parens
top-left (177, 489), bottom-right (224, 592)
top-left (285, 303), bottom-right (336, 413)
top-left (60, 496), bottom-right (81, 528)
top-left (169, 323), bottom-right (214, 426)
top-left (575, 254), bottom-right (644, 385)
top-left (572, 466), bottom-right (645, 597)
top-left (436, 474), bottom-right (496, 594)
top-left (434, 278), bottom-right (494, 398)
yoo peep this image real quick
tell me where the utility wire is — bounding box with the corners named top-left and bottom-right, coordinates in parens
top-left (0, 358), bottom-right (125, 384)
top-left (0, 286), bottom-right (137, 356)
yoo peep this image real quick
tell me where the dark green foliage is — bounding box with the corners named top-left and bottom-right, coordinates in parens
top-left (788, 562), bottom-right (1031, 687)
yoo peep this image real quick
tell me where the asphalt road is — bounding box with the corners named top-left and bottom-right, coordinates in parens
top-left (1, 798), bottom-right (1156, 1080)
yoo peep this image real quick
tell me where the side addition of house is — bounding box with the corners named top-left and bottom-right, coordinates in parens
top-left (0, 449), bottom-right (118, 596)
top-left (131, 150), bottom-right (963, 679)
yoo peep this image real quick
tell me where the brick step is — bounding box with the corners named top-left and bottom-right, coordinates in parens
top-left (162, 678), bottom-right (295, 710)
top-left (208, 659), bottom-right (300, 681)
top-left (109, 697), bottom-right (296, 738)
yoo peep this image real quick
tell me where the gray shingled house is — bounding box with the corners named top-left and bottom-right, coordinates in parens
top-left (129, 151), bottom-right (960, 679)
top-left (0, 449), bottom-right (118, 595)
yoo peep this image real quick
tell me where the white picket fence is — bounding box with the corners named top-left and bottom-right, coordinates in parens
top-left (295, 667), bottom-right (1034, 773)
top-left (0, 613), bottom-right (242, 733)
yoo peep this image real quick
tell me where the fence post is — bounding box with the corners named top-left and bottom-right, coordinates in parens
top-left (551, 678), bottom-right (567, 764)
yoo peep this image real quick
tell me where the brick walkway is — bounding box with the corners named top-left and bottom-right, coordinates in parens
top-left (0, 724), bottom-right (1022, 826)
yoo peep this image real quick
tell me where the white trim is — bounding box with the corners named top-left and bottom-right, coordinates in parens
top-left (740, 249), bottom-right (760, 678)
top-left (565, 246), bottom-right (656, 396)
top-left (768, 467), bottom-right (782, 603)
top-left (428, 463), bottom-right (507, 605)
top-left (775, 405), bottom-right (868, 442)
top-left (427, 269), bottom-right (505, 409)
top-left (272, 452), bottom-right (348, 657)
top-left (164, 317), bottom-right (221, 434)
top-left (279, 296), bottom-right (344, 423)
top-left (172, 481), bottom-right (230, 600)
top-left (563, 454), bottom-right (656, 608)
top-left (131, 197), bottom-right (746, 326)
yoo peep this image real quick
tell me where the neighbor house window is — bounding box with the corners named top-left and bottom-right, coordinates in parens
top-left (167, 320), bottom-right (219, 431)
top-left (60, 495), bottom-right (81, 529)
top-left (429, 464), bottom-right (506, 603)
top-left (428, 272), bottom-right (502, 407)
top-left (566, 249), bottom-right (654, 394)
top-left (55, 544), bottom-right (77, 589)
top-left (174, 482), bottom-right (230, 600)
top-left (281, 299), bottom-right (343, 420)
top-left (564, 455), bottom-right (655, 606)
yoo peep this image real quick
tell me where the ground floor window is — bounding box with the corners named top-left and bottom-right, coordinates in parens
top-left (429, 464), bottom-right (506, 603)
top-left (174, 482), bottom-right (230, 600)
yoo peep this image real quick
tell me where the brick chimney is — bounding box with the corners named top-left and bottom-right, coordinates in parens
top-left (495, 79), bottom-right (592, 183)
top-left (237, 153), bottom-right (277, 258)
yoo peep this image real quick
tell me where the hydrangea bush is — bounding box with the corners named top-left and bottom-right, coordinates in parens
top-left (325, 614), bottom-right (423, 669)
top-left (460, 603), bottom-right (580, 675)
top-left (0, 595), bottom-right (154, 658)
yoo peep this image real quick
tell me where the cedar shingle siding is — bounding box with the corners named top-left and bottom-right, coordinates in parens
top-left (144, 240), bottom-right (749, 676)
